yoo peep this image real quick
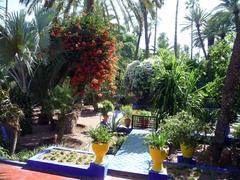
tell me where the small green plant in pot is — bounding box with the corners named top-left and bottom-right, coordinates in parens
top-left (145, 132), bottom-right (169, 172)
top-left (89, 126), bottom-right (112, 164)
top-left (121, 105), bottom-right (133, 128)
top-left (98, 100), bottom-right (114, 121)
top-left (162, 111), bottom-right (202, 158)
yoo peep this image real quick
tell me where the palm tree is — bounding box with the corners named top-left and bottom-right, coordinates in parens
top-left (142, 1), bottom-right (150, 58)
top-left (140, 0), bottom-right (164, 58)
top-left (153, 5), bottom-right (158, 54)
top-left (126, 0), bottom-right (144, 59)
top-left (174, 0), bottom-right (179, 58)
top-left (211, 0), bottom-right (240, 163)
top-left (0, 8), bottom-right (54, 94)
top-left (153, 0), bottom-right (164, 54)
top-left (157, 32), bottom-right (170, 49)
top-left (0, 7), bottom-right (55, 134)
top-left (0, 0), bottom-right (4, 21)
top-left (182, 6), bottom-right (209, 60)
top-left (185, 0), bottom-right (199, 60)
top-left (5, 0), bottom-right (7, 16)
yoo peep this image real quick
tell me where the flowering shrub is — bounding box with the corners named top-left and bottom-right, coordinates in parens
top-left (124, 59), bottom-right (154, 96)
top-left (50, 14), bottom-right (118, 96)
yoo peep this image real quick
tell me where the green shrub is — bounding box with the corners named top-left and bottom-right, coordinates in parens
top-left (133, 110), bottom-right (151, 116)
top-left (88, 126), bottom-right (112, 144)
top-left (98, 100), bottom-right (114, 116)
top-left (161, 111), bottom-right (203, 147)
top-left (124, 59), bottom-right (154, 97)
top-left (121, 105), bottom-right (133, 118)
top-left (233, 123), bottom-right (240, 138)
top-left (0, 146), bottom-right (10, 159)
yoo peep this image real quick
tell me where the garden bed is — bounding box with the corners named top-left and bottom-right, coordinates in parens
top-left (25, 146), bottom-right (110, 179)
top-left (40, 148), bottom-right (94, 166)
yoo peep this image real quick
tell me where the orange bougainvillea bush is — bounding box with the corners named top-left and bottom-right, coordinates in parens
top-left (50, 14), bottom-right (118, 96)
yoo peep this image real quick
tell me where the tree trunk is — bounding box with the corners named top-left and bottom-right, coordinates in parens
top-left (5, 0), bottom-right (8, 17)
top-left (196, 24), bottom-right (208, 59)
top-left (11, 129), bottom-right (18, 155)
top-left (110, 0), bottom-right (120, 31)
top-left (190, 21), bottom-right (193, 60)
top-left (211, 10), bottom-right (240, 163)
top-left (134, 27), bottom-right (142, 60)
top-left (143, 5), bottom-right (149, 59)
top-left (85, 0), bottom-right (94, 13)
top-left (153, 6), bottom-right (158, 54)
top-left (207, 36), bottom-right (214, 48)
top-left (64, 111), bottom-right (78, 134)
top-left (206, 36), bottom-right (215, 81)
top-left (174, 0), bottom-right (179, 59)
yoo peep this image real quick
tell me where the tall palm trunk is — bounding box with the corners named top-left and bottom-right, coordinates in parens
top-left (196, 24), bottom-right (207, 59)
top-left (135, 27), bottom-right (143, 59)
top-left (110, 0), bottom-right (120, 31)
top-left (212, 10), bottom-right (240, 163)
top-left (190, 21), bottom-right (193, 60)
top-left (153, 6), bottom-right (158, 54)
top-left (143, 5), bottom-right (149, 58)
top-left (174, 0), bottom-right (179, 58)
top-left (11, 129), bottom-right (18, 154)
top-left (5, 0), bottom-right (8, 16)
top-left (86, 0), bottom-right (94, 12)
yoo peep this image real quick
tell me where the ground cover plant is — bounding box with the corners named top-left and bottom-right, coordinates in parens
top-left (41, 149), bottom-right (94, 166)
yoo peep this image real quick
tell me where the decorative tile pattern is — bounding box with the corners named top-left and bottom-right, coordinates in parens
top-left (109, 129), bottom-right (152, 175)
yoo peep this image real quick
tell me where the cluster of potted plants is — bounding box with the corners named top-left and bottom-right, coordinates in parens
top-left (161, 111), bottom-right (202, 158)
top-left (145, 111), bottom-right (203, 173)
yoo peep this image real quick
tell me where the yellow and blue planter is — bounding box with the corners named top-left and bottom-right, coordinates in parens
top-left (178, 144), bottom-right (196, 165)
top-left (92, 143), bottom-right (109, 165)
top-left (148, 146), bottom-right (169, 180)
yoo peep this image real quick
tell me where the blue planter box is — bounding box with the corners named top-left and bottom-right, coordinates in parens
top-left (25, 146), bottom-right (109, 179)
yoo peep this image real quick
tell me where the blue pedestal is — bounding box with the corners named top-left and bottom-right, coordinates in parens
top-left (88, 162), bottom-right (109, 180)
top-left (177, 153), bottom-right (196, 165)
top-left (148, 169), bottom-right (168, 180)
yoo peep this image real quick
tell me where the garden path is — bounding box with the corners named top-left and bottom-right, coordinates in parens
top-left (109, 129), bottom-right (152, 176)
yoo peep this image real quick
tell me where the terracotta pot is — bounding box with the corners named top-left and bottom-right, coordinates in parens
top-left (102, 115), bottom-right (109, 121)
top-left (149, 147), bottom-right (169, 172)
top-left (92, 143), bottom-right (109, 164)
top-left (124, 117), bottom-right (131, 128)
top-left (180, 144), bottom-right (196, 158)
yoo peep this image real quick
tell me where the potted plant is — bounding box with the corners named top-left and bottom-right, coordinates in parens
top-left (89, 126), bottom-right (112, 164)
top-left (98, 100), bottom-right (114, 122)
top-left (121, 105), bottom-right (132, 128)
top-left (145, 132), bottom-right (169, 172)
top-left (162, 111), bottom-right (202, 158)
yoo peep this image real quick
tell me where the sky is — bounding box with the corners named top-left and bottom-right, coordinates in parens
top-left (1, 0), bottom-right (221, 49)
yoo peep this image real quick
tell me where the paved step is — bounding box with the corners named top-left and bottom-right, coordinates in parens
top-left (109, 129), bottom-right (152, 175)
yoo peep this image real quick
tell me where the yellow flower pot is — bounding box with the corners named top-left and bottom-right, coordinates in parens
top-left (92, 143), bottom-right (109, 164)
top-left (149, 147), bottom-right (169, 172)
top-left (180, 144), bottom-right (195, 158)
